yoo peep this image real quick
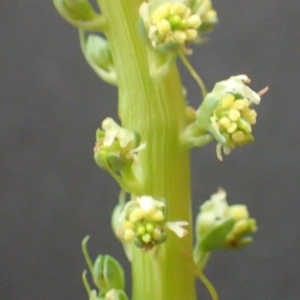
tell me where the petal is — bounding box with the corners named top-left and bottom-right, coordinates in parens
top-left (138, 196), bottom-right (155, 212)
top-left (167, 221), bottom-right (188, 238)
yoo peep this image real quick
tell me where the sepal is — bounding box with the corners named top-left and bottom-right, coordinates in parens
top-left (53, 0), bottom-right (106, 31)
top-left (80, 31), bottom-right (117, 85)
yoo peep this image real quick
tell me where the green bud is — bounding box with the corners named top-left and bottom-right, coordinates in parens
top-left (92, 255), bottom-right (125, 292)
top-left (103, 256), bottom-right (125, 291)
top-left (86, 35), bottom-right (113, 70)
top-left (96, 128), bottom-right (105, 142)
top-left (105, 289), bottom-right (129, 300)
top-left (92, 255), bottom-right (106, 290)
top-left (54, 0), bottom-right (97, 22)
top-left (156, 231), bottom-right (168, 245)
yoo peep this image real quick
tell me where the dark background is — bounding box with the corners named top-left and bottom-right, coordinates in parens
top-left (1, 1), bottom-right (299, 299)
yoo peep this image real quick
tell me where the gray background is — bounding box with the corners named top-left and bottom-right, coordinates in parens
top-left (1, 1), bottom-right (299, 299)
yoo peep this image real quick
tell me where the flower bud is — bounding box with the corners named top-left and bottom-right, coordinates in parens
top-left (195, 189), bottom-right (257, 251)
top-left (102, 256), bottom-right (125, 291)
top-left (94, 118), bottom-right (145, 172)
top-left (54, 0), bottom-right (97, 22)
top-left (92, 255), bottom-right (106, 290)
top-left (105, 289), bottom-right (129, 300)
top-left (116, 195), bottom-right (188, 251)
top-left (93, 255), bottom-right (125, 292)
top-left (85, 35), bottom-right (114, 70)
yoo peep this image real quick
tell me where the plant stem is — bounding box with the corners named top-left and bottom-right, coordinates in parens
top-left (97, 1), bottom-right (196, 299)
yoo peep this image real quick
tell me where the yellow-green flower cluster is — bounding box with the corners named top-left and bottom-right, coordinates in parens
top-left (139, 1), bottom-right (201, 52)
top-left (117, 196), bottom-right (188, 251)
top-left (196, 189), bottom-right (257, 250)
top-left (211, 92), bottom-right (258, 160)
top-left (195, 75), bottom-right (268, 160)
top-left (117, 196), bottom-right (167, 250)
top-left (94, 118), bottom-right (145, 172)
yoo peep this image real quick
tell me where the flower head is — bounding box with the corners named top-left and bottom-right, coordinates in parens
top-left (94, 118), bottom-right (145, 171)
top-left (116, 195), bottom-right (188, 251)
top-left (195, 189), bottom-right (257, 250)
top-left (196, 75), bottom-right (268, 160)
top-left (139, 1), bottom-right (201, 53)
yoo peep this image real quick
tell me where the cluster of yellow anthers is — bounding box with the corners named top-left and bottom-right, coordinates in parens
top-left (212, 93), bottom-right (257, 159)
top-left (117, 196), bottom-right (188, 251)
top-left (225, 203), bottom-right (257, 246)
top-left (210, 79), bottom-right (268, 161)
top-left (140, 2), bottom-right (201, 49)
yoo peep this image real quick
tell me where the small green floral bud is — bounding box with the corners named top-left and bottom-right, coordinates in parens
top-left (195, 189), bottom-right (257, 251)
top-left (123, 229), bottom-right (135, 241)
top-left (195, 75), bottom-right (268, 160)
top-left (185, 106), bottom-right (197, 124)
top-left (137, 225), bottom-right (146, 235)
top-left (85, 35), bottom-right (114, 70)
top-left (92, 255), bottom-right (125, 292)
top-left (116, 195), bottom-right (188, 251)
top-left (102, 256), bottom-right (125, 291)
top-left (146, 223), bottom-right (155, 233)
top-left (105, 289), bottom-right (129, 300)
top-left (54, 0), bottom-right (97, 22)
top-left (139, 1), bottom-right (201, 53)
top-left (92, 255), bottom-right (106, 290)
top-left (90, 290), bottom-right (100, 300)
top-left (94, 118), bottom-right (145, 172)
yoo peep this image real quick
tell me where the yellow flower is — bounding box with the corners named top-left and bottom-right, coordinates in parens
top-left (139, 1), bottom-right (201, 53)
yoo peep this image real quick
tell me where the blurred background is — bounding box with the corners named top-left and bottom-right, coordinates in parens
top-left (1, 1), bottom-right (299, 299)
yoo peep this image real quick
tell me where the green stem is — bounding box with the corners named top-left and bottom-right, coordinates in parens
top-left (97, 0), bottom-right (196, 299)
top-left (196, 270), bottom-right (219, 300)
top-left (179, 52), bottom-right (207, 100)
